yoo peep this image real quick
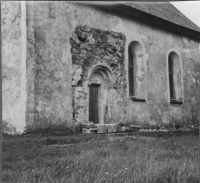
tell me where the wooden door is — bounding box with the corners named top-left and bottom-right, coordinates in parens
top-left (89, 84), bottom-right (99, 124)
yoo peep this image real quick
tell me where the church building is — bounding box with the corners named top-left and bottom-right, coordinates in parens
top-left (2, 1), bottom-right (200, 133)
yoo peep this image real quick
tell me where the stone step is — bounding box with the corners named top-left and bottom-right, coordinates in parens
top-left (82, 127), bottom-right (98, 134)
top-left (82, 123), bottom-right (136, 134)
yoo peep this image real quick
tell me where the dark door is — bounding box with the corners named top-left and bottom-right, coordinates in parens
top-left (89, 84), bottom-right (99, 124)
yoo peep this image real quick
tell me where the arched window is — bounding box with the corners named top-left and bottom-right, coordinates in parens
top-left (128, 41), bottom-right (146, 101)
top-left (128, 45), bottom-right (135, 96)
top-left (168, 56), bottom-right (175, 99)
top-left (168, 52), bottom-right (183, 104)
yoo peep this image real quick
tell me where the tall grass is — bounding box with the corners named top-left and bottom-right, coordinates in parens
top-left (2, 132), bottom-right (199, 183)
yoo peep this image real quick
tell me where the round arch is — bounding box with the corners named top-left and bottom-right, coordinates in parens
top-left (166, 50), bottom-right (183, 103)
top-left (128, 41), bottom-right (144, 56)
top-left (87, 64), bottom-right (116, 84)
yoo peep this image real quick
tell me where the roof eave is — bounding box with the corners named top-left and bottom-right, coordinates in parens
top-left (77, 2), bottom-right (200, 40)
top-left (117, 2), bottom-right (200, 40)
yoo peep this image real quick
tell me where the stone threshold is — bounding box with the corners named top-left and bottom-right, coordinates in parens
top-left (82, 123), bottom-right (137, 134)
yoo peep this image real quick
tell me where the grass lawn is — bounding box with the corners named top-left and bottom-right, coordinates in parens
top-left (2, 131), bottom-right (199, 183)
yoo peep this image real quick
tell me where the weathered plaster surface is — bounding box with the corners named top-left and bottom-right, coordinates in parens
top-left (25, 2), bottom-right (74, 130)
top-left (180, 37), bottom-right (200, 125)
top-left (7, 1), bottom-right (198, 131)
top-left (26, 1), bottom-right (36, 129)
top-left (2, 1), bottom-right (26, 133)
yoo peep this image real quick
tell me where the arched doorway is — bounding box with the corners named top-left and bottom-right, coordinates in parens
top-left (88, 65), bottom-right (116, 124)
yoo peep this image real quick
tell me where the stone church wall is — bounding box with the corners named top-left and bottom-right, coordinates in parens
top-left (26, 1), bottom-right (200, 130)
top-left (2, 2), bottom-right (200, 132)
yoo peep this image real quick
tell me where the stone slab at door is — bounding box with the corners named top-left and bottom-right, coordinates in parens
top-left (89, 84), bottom-right (100, 124)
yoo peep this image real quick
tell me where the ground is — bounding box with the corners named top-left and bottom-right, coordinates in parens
top-left (2, 130), bottom-right (199, 183)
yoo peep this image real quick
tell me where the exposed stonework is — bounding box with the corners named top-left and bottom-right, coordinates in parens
top-left (70, 25), bottom-right (127, 124)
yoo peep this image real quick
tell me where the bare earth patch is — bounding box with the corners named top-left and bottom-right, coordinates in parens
top-left (2, 131), bottom-right (199, 183)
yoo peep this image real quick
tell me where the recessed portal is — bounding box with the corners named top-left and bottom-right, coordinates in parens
top-left (89, 84), bottom-right (100, 124)
top-left (88, 64), bottom-right (116, 124)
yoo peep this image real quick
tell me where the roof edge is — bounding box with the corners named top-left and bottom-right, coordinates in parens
top-left (116, 2), bottom-right (200, 40)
